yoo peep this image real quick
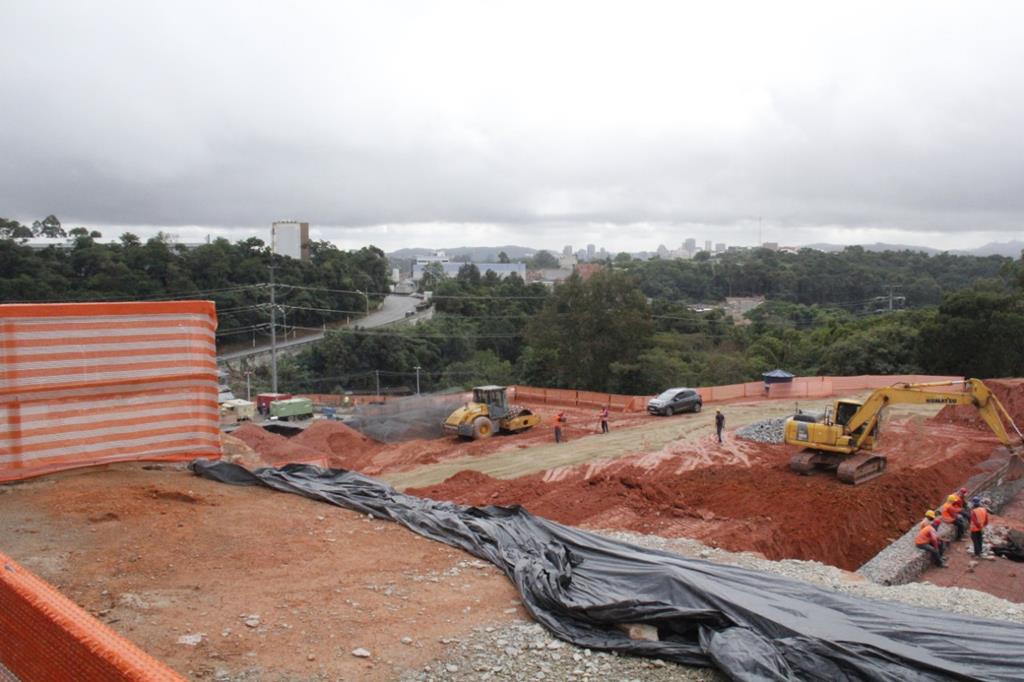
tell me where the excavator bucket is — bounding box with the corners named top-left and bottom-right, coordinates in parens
top-left (1006, 452), bottom-right (1024, 482)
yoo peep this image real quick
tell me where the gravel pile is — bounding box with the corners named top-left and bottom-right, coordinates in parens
top-left (735, 417), bottom-right (788, 444)
top-left (402, 529), bottom-right (1023, 681)
top-left (399, 621), bottom-right (723, 682)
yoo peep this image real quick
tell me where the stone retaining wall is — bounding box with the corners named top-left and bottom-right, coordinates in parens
top-left (858, 451), bottom-right (1024, 585)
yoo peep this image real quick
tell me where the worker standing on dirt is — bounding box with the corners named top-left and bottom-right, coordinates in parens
top-left (714, 410), bottom-right (725, 443)
top-left (915, 510), bottom-right (946, 567)
top-left (599, 406), bottom-right (609, 434)
top-left (940, 494), bottom-right (967, 540)
top-left (955, 487), bottom-right (972, 527)
top-left (554, 412), bottom-right (566, 443)
top-left (969, 497), bottom-right (990, 557)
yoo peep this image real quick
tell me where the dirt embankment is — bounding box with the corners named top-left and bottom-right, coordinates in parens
top-left (410, 419), bottom-right (999, 571)
top-left (934, 379), bottom-right (1024, 431)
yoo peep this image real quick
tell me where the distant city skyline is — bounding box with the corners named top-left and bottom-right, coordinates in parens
top-left (23, 217), bottom-right (1020, 257)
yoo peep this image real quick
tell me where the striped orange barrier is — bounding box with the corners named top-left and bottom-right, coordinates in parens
top-left (0, 301), bottom-right (221, 482)
top-left (0, 551), bottom-right (184, 681)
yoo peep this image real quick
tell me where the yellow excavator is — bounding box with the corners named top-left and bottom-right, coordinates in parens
top-left (443, 385), bottom-right (542, 440)
top-left (786, 378), bottom-right (1024, 485)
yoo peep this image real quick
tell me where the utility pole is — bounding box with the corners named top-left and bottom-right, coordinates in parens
top-left (375, 370), bottom-right (380, 397)
top-left (269, 265), bottom-right (278, 393)
top-left (886, 284), bottom-right (901, 312)
top-left (245, 369), bottom-right (253, 401)
top-left (414, 366), bottom-right (421, 395)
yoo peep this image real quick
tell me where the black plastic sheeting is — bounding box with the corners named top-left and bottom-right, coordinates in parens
top-left (190, 461), bottom-right (1024, 681)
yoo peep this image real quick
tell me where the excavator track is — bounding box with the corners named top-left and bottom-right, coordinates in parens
top-left (789, 449), bottom-right (835, 475)
top-left (836, 452), bottom-right (888, 485)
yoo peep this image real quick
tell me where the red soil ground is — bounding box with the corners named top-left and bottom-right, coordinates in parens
top-left (233, 404), bottom-right (648, 474)
top-left (408, 420), bottom-right (999, 571)
top-left (230, 424), bottom-right (326, 466)
top-left (233, 382), bottom-right (1024, 572)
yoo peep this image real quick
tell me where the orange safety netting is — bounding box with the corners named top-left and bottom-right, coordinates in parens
top-left (0, 301), bottom-right (221, 482)
top-left (0, 550), bottom-right (184, 681)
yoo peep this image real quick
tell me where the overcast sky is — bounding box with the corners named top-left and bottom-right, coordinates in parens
top-left (2, 1), bottom-right (1023, 253)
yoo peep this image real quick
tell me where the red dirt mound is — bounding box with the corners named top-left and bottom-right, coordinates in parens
top-left (933, 379), bottom-right (1024, 431)
top-left (410, 440), bottom-right (995, 571)
top-left (230, 424), bottom-right (325, 465)
top-left (290, 420), bottom-right (384, 469)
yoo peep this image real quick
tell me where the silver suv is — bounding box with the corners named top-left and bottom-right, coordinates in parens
top-left (647, 388), bottom-right (703, 416)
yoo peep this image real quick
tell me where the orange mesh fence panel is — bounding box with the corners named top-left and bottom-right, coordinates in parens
top-left (0, 301), bottom-right (220, 483)
top-left (576, 391), bottom-right (609, 408)
top-left (0, 551), bottom-right (184, 681)
top-left (542, 388), bottom-right (579, 407)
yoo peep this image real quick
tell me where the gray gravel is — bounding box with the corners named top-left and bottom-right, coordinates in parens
top-left (734, 417), bottom-right (787, 444)
top-left (398, 621), bottom-right (723, 682)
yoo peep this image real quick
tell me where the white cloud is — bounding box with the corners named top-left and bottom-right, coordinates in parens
top-left (2, 1), bottom-right (1023, 251)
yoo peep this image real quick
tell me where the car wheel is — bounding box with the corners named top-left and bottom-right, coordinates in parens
top-left (664, 406), bottom-right (674, 417)
top-left (693, 402), bottom-right (702, 413)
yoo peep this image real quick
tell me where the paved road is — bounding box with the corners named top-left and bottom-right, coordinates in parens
top-left (217, 294), bottom-right (421, 362)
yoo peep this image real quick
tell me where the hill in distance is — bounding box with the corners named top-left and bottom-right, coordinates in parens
top-left (388, 245), bottom-right (539, 261)
top-left (805, 240), bottom-right (1023, 258)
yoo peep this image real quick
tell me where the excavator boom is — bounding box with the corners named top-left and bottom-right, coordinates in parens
top-left (786, 378), bottom-right (1023, 484)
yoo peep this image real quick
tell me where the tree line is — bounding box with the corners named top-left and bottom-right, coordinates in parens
top-left (3, 214), bottom-right (1021, 395)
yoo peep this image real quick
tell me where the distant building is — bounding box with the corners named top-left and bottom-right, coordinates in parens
top-left (558, 253), bottom-right (578, 269)
top-left (412, 261), bottom-right (526, 281)
top-left (562, 245), bottom-right (573, 256)
top-left (656, 244), bottom-right (670, 258)
top-left (527, 268), bottom-right (573, 286)
top-left (415, 251), bottom-right (450, 265)
top-left (715, 242), bottom-right (726, 253)
top-left (586, 243), bottom-right (595, 260)
top-left (574, 262), bottom-right (604, 280)
top-left (271, 221), bottom-right (310, 260)
top-left (17, 237), bottom-right (75, 250)
top-left (762, 242), bottom-right (779, 251)
top-left (684, 238), bottom-right (697, 254)
top-left (704, 239), bottom-right (712, 253)
top-left (575, 248), bottom-right (588, 262)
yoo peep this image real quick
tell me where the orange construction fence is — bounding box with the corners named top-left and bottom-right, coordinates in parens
top-left (0, 550), bottom-right (183, 681)
top-left (509, 375), bottom-right (963, 412)
top-left (0, 301), bottom-right (222, 483)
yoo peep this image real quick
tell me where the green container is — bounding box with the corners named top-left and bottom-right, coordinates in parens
top-left (269, 397), bottom-right (314, 420)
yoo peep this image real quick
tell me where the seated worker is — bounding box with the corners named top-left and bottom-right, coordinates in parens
top-left (915, 510), bottom-right (946, 567)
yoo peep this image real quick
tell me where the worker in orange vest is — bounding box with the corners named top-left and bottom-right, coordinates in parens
top-left (554, 412), bottom-right (567, 443)
top-left (969, 497), bottom-right (990, 557)
top-left (915, 510), bottom-right (946, 567)
top-left (939, 494), bottom-right (966, 541)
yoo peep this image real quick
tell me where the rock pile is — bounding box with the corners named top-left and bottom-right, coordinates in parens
top-left (735, 417), bottom-right (788, 444)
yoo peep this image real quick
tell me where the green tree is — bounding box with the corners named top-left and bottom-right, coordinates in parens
top-left (528, 250), bottom-right (559, 270)
top-left (32, 215), bottom-right (66, 238)
top-left (918, 287), bottom-right (1024, 377)
top-left (497, 251), bottom-right (510, 264)
top-left (524, 271), bottom-right (653, 391)
top-left (441, 350), bottom-right (515, 388)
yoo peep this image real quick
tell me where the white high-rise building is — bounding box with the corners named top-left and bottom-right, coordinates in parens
top-left (704, 239), bottom-right (712, 253)
top-left (271, 221), bottom-right (310, 260)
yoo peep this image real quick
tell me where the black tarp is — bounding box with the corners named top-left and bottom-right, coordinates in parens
top-left (190, 460), bottom-right (1024, 681)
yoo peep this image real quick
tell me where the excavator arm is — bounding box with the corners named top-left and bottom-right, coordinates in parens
top-left (844, 379), bottom-right (1023, 450)
top-left (787, 378), bottom-right (1023, 485)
